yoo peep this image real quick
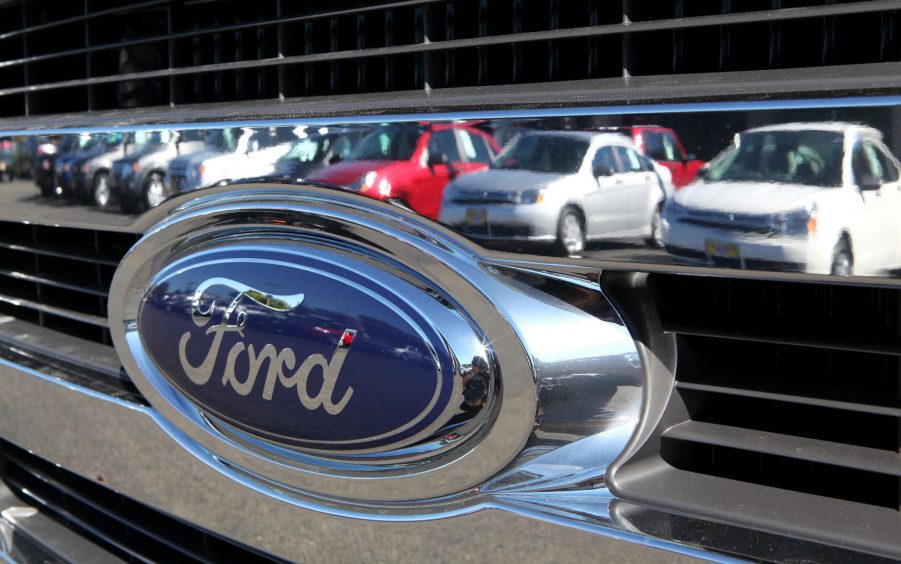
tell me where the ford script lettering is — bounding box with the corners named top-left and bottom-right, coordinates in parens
top-left (137, 245), bottom-right (465, 452)
top-left (178, 277), bottom-right (356, 415)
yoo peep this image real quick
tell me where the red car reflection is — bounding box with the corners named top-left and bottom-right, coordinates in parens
top-left (307, 123), bottom-right (498, 220)
top-left (597, 125), bottom-right (705, 188)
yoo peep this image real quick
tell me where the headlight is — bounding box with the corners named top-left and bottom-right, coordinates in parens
top-left (518, 188), bottom-right (545, 204)
top-left (359, 171), bottom-right (377, 192)
top-left (772, 205), bottom-right (816, 236)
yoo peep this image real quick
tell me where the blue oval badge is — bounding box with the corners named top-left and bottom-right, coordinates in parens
top-left (138, 244), bottom-right (474, 452)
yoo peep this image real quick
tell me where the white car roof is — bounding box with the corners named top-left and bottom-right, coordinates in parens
top-left (520, 130), bottom-right (634, 146)
top-left (745, 121), bottom-right (883, 139)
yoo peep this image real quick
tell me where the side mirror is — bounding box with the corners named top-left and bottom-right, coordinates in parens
top-left (328, 154), bottom-right (343, 165)
top-left (428, 151), bottom-right (448, 167)
top-left (858, 174), bottom-right (882, 191)
top-left (593, 164), bottom-right (614, 178)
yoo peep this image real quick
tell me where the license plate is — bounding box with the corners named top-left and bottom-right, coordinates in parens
top-left (465, 208), bottom-right (487, 226)
top-left (705, 239), bottom-right (740, 258)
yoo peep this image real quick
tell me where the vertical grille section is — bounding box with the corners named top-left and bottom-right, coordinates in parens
top-left (0, 221), bottom-right (137, 345)
top-left (609, 272), bottom-right (901, 557)
top-left (0, 0), bottom-right (899, 117)
top-left (0, 439), bottom-right (280, 563)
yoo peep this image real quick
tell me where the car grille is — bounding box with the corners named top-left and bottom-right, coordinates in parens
top-left (606, 272), bottom-right (901, 558)
top-left (0, 0), bottom-right (900, 117)
top-left (0, 439), bottom-right (280, 563)
top-left (0, 220), bottom-right (137, 345)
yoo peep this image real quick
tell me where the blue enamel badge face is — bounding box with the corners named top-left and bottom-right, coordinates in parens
top-left (138, 244), bottom-right (473, 452)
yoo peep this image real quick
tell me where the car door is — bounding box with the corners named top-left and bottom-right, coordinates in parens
top-left (848, 140), bottom-right (898, 274)
top-left (614, 145), bottom-right (658, 234)
top-left (411, 129), bottom-right (459, 220)
top-left (586, 144), bottom-right (630, 237)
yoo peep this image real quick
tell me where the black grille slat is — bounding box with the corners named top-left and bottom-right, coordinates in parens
top-left (608, 272), bottom-right (901, 554)
top-left (0, 441), bottom-right (279, 563)
top-left (2, 0), bottom-right (901, 116)
top-left (0, 221), bottom-right (136, 344)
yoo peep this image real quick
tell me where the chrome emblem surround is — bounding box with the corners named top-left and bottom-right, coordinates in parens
top-left (110, 184), bottom-right (644, 505)
top-left (110, 184), bottom-right (539, 502)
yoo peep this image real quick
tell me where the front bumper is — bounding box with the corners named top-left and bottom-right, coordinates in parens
top-left (662, 219), bottom-right (832, 274)
top-left (440, 202), bottom-right (558, 243)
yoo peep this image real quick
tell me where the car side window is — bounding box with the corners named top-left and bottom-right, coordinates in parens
top-left (428, 130), bottom-right (461, 163)
top-left (852, 142), bottom-right (884, 184)
top-left (875, 144), bottom-right (899, 183)
top-left (592, 146), bottom-right (619, 174)
top-left (643, 131), bottom-right (680, 161)
top-left (456, 130), bottom-right (493, 163)
top-left (615, 146), bottom-right (645, 172)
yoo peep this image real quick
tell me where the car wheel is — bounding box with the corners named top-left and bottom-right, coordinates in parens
top-left (646, 205), bottom-right (664, 248)
top-left (831, 239), bottom-right (853, 276)
top-left (144, 172), bottom-right (167, 209)
top-left (94, 172), bottom-right (112, 209)
top-left (556, 208), bottom-right (585, 257)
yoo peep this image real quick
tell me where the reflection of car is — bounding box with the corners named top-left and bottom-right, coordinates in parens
top-left (274, 127), bottom-right (368, 182)
top-left (108, 131), bottom-right (211, 213)
top-left (307, 123), bottom-right (498, 220)
top-left (67, 133), bottom-right (130, 201)
top-left (663, 122), bottom-right (901, 276)
top-left (167, 128), bottom-right (292, 195)
top-left (440, 131), bottom-right (669, 255)
top-left (597, 125), bottom-right (704, 188)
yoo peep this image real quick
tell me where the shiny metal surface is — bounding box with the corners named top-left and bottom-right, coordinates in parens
top-left (6, 97), bottom-right (901, 283)
top-left (0, 353), bottom-right (716, 562)
top-left (107, 185), bottom-right (641, 504)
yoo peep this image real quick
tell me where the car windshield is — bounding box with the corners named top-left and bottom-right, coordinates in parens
top-left (349, 125), bottom-right (422, 161)
top-left (705, 130), bottom-right (844, 187)
top-left (492, 134), bottom-right (588, 174)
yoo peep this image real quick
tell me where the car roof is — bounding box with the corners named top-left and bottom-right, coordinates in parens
top-left (745, 121), bottom-right (882, 139)
top-left (521, 130), bottom-right (634, 145)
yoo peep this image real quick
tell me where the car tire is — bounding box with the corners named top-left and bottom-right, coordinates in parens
top-left (556, 208), bottom-right (585, 257)
top-left (646, 204), bottom-right (664, 248)
top-left (143, 172), bottom-right (168, 209)
top-left (93, 172), bottom-right (113, 209)
top-left (831, 239), bottom-right (853, 276)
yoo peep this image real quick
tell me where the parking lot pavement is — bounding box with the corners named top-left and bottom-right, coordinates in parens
top-left (0, 179), bottom-right (137, 230)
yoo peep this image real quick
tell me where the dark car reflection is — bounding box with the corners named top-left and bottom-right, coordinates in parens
top-left (663, 122), bottom-right (901, 276)
top-left (273, 126), bottom-right (369, 182)
top-left (109, 130), bottom-right (218, 213)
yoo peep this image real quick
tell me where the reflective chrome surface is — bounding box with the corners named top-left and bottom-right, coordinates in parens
top-left (6, 97), bottom-right (901, 561)
top-left (8, 97), bottom-right (901, 283)
top-left (108, 185), bottom-right (641, 504)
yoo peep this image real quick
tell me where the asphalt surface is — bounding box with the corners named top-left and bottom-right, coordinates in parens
top-left (0, 178), bottom-right (138, 230)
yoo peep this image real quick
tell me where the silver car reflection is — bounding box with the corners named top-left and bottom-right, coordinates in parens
top-left (440, 131), bottom-right (668, 255)
top-left (663, 122), bottom-right (901, 276)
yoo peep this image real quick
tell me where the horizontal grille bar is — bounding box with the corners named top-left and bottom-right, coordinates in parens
top-left (0, 221), bottom-right (137, 345)
top-left (0, 440), bottom-right (278, 562)
top-left (664, 420), bottom-right (901, 477)
top-left (3, 1), bottom-right (900, 98)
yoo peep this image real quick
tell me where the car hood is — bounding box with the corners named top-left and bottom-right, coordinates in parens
top-left (448, 169), bottom-right (567, 193)
top-left (171, 149), bottom-right (224, 169)
top-left (307, 160), bottom-right (399, 185)
top-left (675, 180), bottom-right (828, 214)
